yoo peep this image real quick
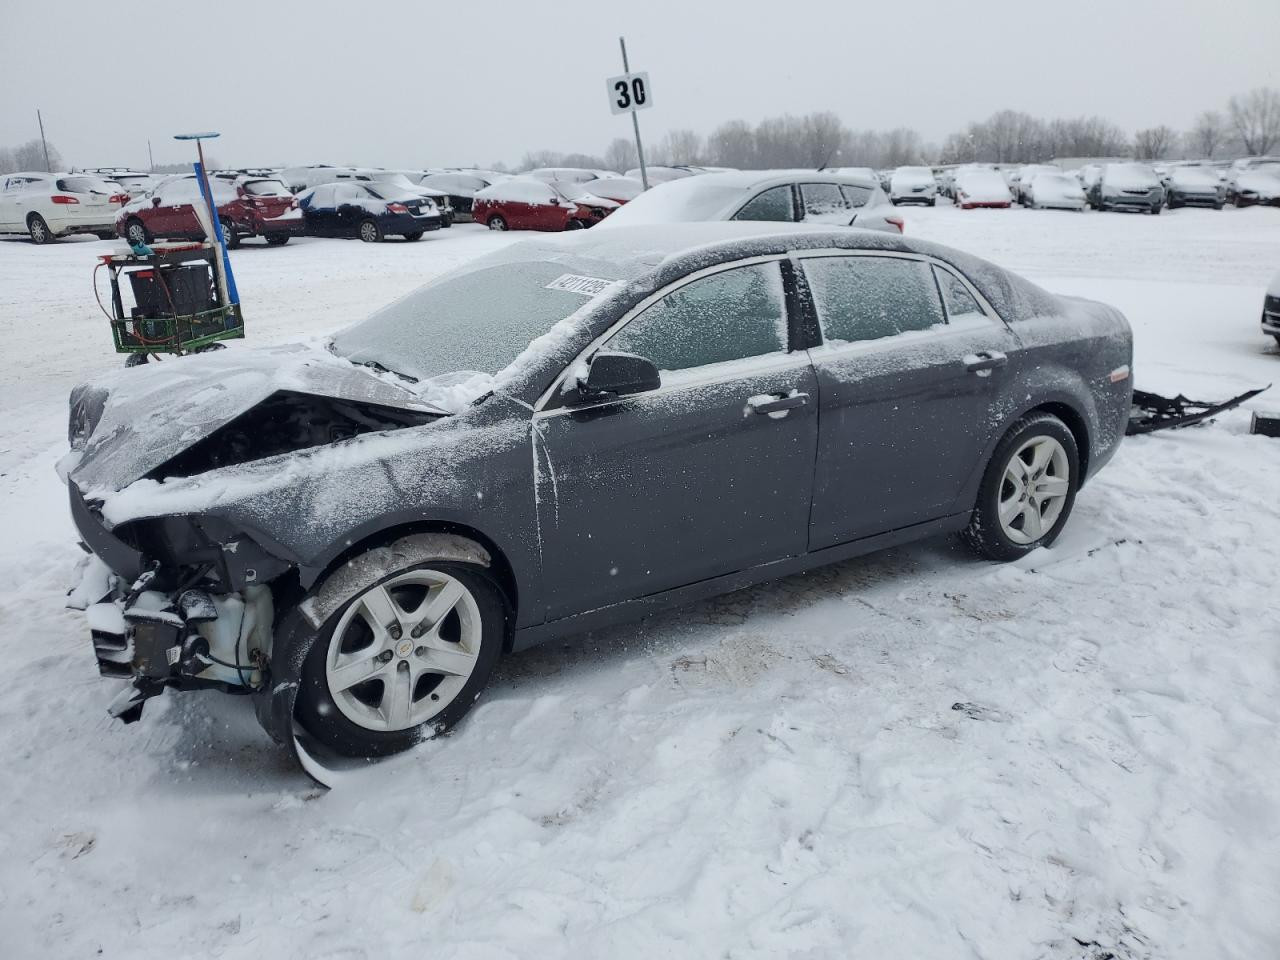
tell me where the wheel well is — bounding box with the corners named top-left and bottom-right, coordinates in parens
top-left (1029, 401), bottom-right (1090, 480)
top-left (26, 211), bottom-right (43, 225)
top-left (309, 520), bottom-right (521, 649)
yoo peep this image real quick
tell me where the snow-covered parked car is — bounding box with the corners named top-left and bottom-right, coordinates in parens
top-left (1227, 159), bottom-right (1280, 207)
top-left (472, 176), bottom-right (618, 231)
top-left (889, 166), bottom-right (938, 206)
top-left (1263, 268), bottom-right (1280, 347)
top-left (1089, 163), bottom-right (1165, 214)
top-left (0, 171), bottom-right (128, 243)
top-left (297, 181), bottom-right (445, 241)
top-left (597, 170), bottom-right (904, 233)
top-left (1164, 165), bottom-right (1225, 209)
top-left (117, 175), bottom-right (303, 247)
top-left (1010, 164), bottom-right (1060, 204)
top-left (953, 167), bottom-right (1013, 209)
top-left (1023, 172), bottom-right (1088, 210)
top-left (418, 172), bottom-right (499, 222)
top-left (60, 222), bottom-right (1133, 765)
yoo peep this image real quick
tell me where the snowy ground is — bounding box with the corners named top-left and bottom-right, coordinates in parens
top-left (1, 207), bottom-right (1278, 959)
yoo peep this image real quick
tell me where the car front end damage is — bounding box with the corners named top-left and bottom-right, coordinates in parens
top-left (59, 344), bottom-right (447, 729)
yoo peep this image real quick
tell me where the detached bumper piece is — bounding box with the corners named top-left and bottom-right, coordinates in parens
top-left (1127, 385), bottom-right (1270, 435)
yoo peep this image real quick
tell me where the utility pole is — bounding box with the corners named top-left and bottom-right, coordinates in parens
top-left (37, 109), bottom-right (51, 172)
top-left (619, 37), bottom-right (648, 190)
top-left (148, 139), bottom-right (155, 172)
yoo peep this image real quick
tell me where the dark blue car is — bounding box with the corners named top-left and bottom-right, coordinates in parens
top-left (297, 182), bottom-right (445, 242)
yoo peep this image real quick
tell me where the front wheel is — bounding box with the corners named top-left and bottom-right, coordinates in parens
top-left (358, 218), bottom-right (383, 243)
top-left (1150, 203), bottom-right (1161, 215)
top-left (265, 234), bottom-right (290, 246)
top-left (403, 231), bottom-right (423, 242)
top-left (28, 215), bottom-right (52, 244)
top-left (295, 560), bottom-right (506, 758)
top-left (220, 220), bottom-right (241, 249)
top-left (487, 215), bottom-right (507, 231)
top-left (124, 218), bottom-right (150, 246)
top-left (963, 412), bottom-right (1079, 562)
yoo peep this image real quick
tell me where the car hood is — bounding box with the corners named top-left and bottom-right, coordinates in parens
top-left (64, 343), bottom-right (446, 495)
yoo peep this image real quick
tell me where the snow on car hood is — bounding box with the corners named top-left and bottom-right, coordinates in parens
top-left (955, 170), bottom-right (1010, 202)
top-left (63, 343), bottom-right (454, 495)
top-left (1236, 171), bottom-right (1280, 197)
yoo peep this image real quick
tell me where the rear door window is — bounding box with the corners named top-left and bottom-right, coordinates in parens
top-left (840, 184), bottom-right (872, 207)
top-left (799, 182), bottom-right (849, 218)
top-left (802, 256), bottom-right (946, 345)
top-left (607, 262), bottom-right (789, 372)
top-left (933, 266), bottom-right (988, 326)
top-left (731, 185), bottom-right (796, 222)
top-left (334, 184), bottom-right (363, 203)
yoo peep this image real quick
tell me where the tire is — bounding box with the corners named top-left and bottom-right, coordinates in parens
top-left (1150, 203), bottom-right (1161, 215)
top-left (403, 231), bottom-right (423, 242)
top-left (358, 218), bottom-right (383, 243)
top-left (1213, 202), bottom-right (1224, 211)
top-left (565, 219), bottom-right (586, 230)
top-left (124, 353), bottom-right (149, 368)
top-left (95, 231), bottom-right (116, 241)
top-left (963, 412), bottom-right (1080, 562)
top-left (265, 234), bottom-right (290, 246)
top-left (294, 559), bottom-right (506, 758)
top-left (27, 214), bottom-right (52, 244)
top-left (928, 198), bottom-right (936, 207)
top-left (487, 215), bottom-right (507, 231)
top-left (220, 220), bottom-right (241, 249)
top-left (124, 218), bottom-right (150, 246)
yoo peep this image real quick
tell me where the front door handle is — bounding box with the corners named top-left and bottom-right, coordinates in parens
top-left (747, 392), bottom-right (810, 416)
top-left (964, 351), bottom-right (1008, 374)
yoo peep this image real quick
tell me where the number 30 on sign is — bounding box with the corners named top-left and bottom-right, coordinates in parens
top-left (607, 72), bottom-right (652, 115)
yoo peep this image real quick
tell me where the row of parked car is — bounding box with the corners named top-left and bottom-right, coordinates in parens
top-left (4, 153), bottom-right (1277, 246)
top-left (874, 156), bottom-right (1280, 214)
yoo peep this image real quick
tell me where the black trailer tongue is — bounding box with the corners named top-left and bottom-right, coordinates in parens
top-left (1127, 385), bottom-right (1270, 435)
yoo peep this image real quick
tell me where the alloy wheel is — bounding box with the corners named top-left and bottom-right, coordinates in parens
top-left (325, 570), bottom-right (482, 732)
top-left (360, 220), bottom-right (379, 242)
top-left (997, 436), bottom-right (1071, 545)
top-left (29, 217), bottom-right (48, 244)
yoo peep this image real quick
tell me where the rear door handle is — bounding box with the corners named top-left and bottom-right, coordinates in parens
top-left (748, 392), bottom-right (810, 416)
top-left (964, 351), bottom-right (1008, 374)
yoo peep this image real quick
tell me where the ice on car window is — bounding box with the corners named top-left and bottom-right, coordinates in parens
top-left (800, 182), bottom-right (849, 217)
top-left (608, 262), bottom-right (787, 372)
top-left (243, 179), bottom-right (291, 196)
top-left (839, 184), bottom-right (872, 207)
top-left (56, 176), bottom-right (112, 194)
top-left (934, 266), bottom-right (985, 322)
top-left (732, 185), bottom-right (795, 222)
top-left (332, 260), bottom-right (620, 382)
top-left (804, 256), bottom-right (945, 345)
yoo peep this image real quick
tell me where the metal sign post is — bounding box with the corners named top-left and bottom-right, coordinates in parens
top-left (610, 37), bottom-right (651, 190)
top-left (174, 131), bottom-right (239, 319)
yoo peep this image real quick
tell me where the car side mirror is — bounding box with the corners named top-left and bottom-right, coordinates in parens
top-left (150, 196), bottom-right (162, 205)
top-left (569, 351), bottom-right (660, 404)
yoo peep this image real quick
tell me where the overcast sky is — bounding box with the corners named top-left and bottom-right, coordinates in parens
top-left (1, 0), bottom-right (1276, 170)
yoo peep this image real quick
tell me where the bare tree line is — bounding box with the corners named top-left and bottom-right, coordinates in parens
top-left (522, 86), bottom-right (1280, 172)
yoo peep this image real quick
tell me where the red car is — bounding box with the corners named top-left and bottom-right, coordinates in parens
top-left (116, 175), bottom-right (304, 247)
top-left (472, 176), bottom-right (618, 231)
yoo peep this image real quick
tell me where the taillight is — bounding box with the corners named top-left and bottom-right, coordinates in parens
top-left (886, 215), bottom-right (905, 233)
top-left (387, 203), bottom-right (409, 214)
top-left (110, 193), bottom-right (129, 204)
top-left (51, 194), bottom-right (80, 204)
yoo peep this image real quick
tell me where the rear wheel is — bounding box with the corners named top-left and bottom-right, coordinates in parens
top-left (358, 218), bottom-right (383, 243)
top-left (124, 218), bottom-right (150, 246)
top-left (403, 231), bottom-right (423, 241)
top-left (265, 234), bottom-right (290, 246)
top-left (295, 559), bottom-right (506, 758)
top-left (963, 412), bottom-right (1079, 562)
top-left (27, 215), bottom-right (52, 244)
top-left (565, 218), bottom-right (586, 230)
top-left (487, 214), bottom-right (507, 231)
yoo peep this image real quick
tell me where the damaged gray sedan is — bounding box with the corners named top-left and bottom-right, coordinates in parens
top-left (62, 223), bottom-right (1133, 768)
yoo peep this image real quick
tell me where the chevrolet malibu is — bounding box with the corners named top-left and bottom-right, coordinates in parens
top-left (61, 224), bottom-right (1132, 767)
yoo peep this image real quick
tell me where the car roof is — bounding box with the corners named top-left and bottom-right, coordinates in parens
top-left (685, 169), bottom-right (879, 189)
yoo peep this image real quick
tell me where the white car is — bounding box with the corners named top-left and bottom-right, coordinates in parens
top-left (597, 170), bottom-right (903, 234)
top-left (1024, 172), bottom-right (1087, 210)
top-left (0, 171), bottom-right (127, 243)
top-left (889, 166), bottom-right (938, 206)
top-left (1262, 268), bottom-right (1280, 347)
top-left (1010, 164), bottom-right (1060, 204)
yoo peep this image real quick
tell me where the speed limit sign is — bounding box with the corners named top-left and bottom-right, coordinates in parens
top-left (607, 71), bottom-right (652, 115)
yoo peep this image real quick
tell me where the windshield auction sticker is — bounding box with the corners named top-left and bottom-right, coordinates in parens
top-left (545, 274), bottom-right (614, 296)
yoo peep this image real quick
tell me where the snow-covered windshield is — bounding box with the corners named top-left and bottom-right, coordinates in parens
top-left (371, 173), bottom-right (418, 190)
top-left (330, 260), bottom-right (622, 383)
top-left (242, 179), bottom-right (291, 196)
